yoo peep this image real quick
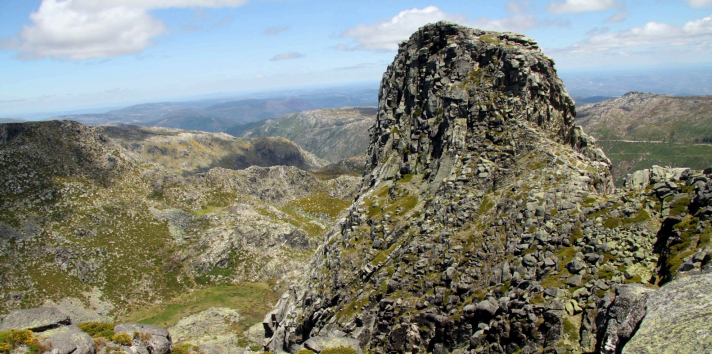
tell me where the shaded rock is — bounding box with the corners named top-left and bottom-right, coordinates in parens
top-left (596, 285), bottom-right (654, 354)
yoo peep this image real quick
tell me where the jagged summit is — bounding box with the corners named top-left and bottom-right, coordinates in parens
top-left (365, 21), bottom-right (611, 192)
top-left (263, 22), bottom-right (629, 354)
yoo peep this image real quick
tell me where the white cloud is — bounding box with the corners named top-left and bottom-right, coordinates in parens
top-left (687, 0), bottom-right (712, 8)
top-left (546, 0), bottom-right (616, 14)
top-left (555, 15), bottom-right (712, 54)
top-left (270, 51), bottom-right (303, 61)
top-left (605, 9), bottom-right (627, 23)
top-left (340, 6), bottom-right (541, 52)
top-left (341, 6), bottom-right (466, 51)
top-left (1, 0), bottom-right (248, 60)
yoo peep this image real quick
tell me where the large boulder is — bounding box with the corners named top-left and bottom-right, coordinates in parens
top-left (43, 325), bottom-right (95, 354)
top-left (0, 307), bottom-right (71, 332)
top-left (622, 271), bottom-right (712, 353)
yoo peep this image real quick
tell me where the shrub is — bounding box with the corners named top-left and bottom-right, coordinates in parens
top-left (111, 333), bottom-right (133, 346)
top-left (322, 347), bottom-right (357, 354)
top-left (78, 322), bottom-right (114, 337)
top-left (172, 343), bottom-right (203, 354)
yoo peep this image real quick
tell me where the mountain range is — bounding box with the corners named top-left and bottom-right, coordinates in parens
top-left (49, 87), bottom-right (378, 133)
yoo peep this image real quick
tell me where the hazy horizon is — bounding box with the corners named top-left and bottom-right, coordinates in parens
top-left (1, 0), bottom-right (711, 117)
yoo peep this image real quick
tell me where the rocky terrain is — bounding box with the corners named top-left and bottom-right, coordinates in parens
top-left (230, 108), bottom-right (377, 163)
top-left (0, 120), bottom-right (359, 337)
top-left (261, 22), bottom-right (712, 354)
top-left (575, 92), bottom-right (712, 185)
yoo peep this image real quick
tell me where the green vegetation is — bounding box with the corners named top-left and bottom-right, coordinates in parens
top-left (295, 349), bottom-right (315, 354)
top-left (603, 209), bottom-right (651, 229)
top-left (322, 347), bottom-right (357, 354)
top-left (172, 343), bottom-right (204, 354)
top-left (111, 333), bottom-right (132, 346)
top-left (78, 322), bottom-right (115, 339)
top-left (123, 283), bottom-right (279, 330)
top-left (669, 196), bottom-right (691, 216)
top-left (562, 317), bottom-right (579, 342)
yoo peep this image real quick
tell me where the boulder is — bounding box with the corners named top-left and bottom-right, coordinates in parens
top-left (0, 307), bottom-right (71, 332)
top-left (596, 285), bottom-right (654, 353)
top-left (114, 323), bottom-right (172, 354)
top-left (622, 272), bottom-right (712, 353)
top-left (43, 325), bottom-right (95, 354)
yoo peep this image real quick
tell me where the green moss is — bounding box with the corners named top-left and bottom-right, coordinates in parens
top-left (563, 318), bottom-right (580, 342)
top-left (479, 195), bottom-right (495, 214)
top-left (530, 293), bottom-right (547, 305)
top-left (624, 275), bottom-right (643, 284)
top-left (322, 347), bottom-right (357, 354)
top-left (586, 208), bottom-right (610, 219)
top-left (172, 343), bottom-right (204, 354)
top-left (669, 196), bottom-right (691, 216)
top-left (570, 227), bottom-right (583, 243)
top-left (604, 218), bottom-right (622, 229)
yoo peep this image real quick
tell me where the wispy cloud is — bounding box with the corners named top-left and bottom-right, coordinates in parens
top-left (686, 0), bottom-right (712, 8)
top-left (545, 0), bottom-right (616, 14)
top-left (264, 26), bottom-right (289, 35)
top-left (555, 15), bottom-right (712, 54)
top-left (270, 51), bottom-right (303, 61)
top-left (1, 0), bottom-right (249, 60)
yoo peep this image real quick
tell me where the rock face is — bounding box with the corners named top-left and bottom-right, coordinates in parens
top-left (263, 22), bottom-right (712, 354)
top-left (0, 307), bottom-right (71, 332)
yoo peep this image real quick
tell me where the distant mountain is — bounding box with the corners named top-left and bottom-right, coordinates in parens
top-left (571, 95), bottom-right (616, 104)
top-left (229, 107), bottom-right (376, 163)
top-left (577, 91), bottom-right (712, 143)
top-left (0, 118), bottom-right (27, 123)
top-left (576, 91), bottom-right (712, 184)
top-left (49, 86), bottom-right (378, 132)
top-left (144, 108), bottom-right (236, 132)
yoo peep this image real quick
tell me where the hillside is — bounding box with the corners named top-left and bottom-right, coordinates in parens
top-left (0, 120), bottom-right (358, 341)
top-left (576, 91), bottom-right (712, 143)
top-left (262, 22), bottom-right (712, 354)
top-left (229, 107), bottom-right (376, 163)
top-left (576, 92), bottom-right (712, 185)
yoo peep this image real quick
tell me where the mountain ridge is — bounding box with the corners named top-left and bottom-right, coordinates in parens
top-left (262, 21), bottom-right (712, 354)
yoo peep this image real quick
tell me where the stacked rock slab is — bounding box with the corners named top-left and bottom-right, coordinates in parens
top-left (264, 22), bottom-right (712, 354)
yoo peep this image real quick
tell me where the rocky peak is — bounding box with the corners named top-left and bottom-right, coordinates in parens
top-left (365, 21), bottom-right (611, 191)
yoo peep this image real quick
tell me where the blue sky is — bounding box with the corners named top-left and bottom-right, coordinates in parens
top-left (0, 0), bottom-right (711, 116)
